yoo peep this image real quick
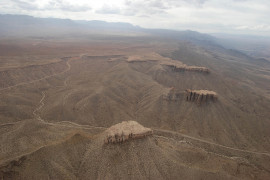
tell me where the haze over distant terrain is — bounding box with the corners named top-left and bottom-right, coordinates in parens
top-left (1, 0), bottom-right (270, 36)
top-left (1, 13), bottom-right (270, 61)
top-left (0, 1), bottom-right (270, 179)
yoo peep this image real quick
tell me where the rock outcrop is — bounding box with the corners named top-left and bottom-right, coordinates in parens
top-left (186, 89), bottom-right (217, 104)
top-left (104, 121), bottom-right (153, 144)
top-left (126, 52), bottom-right (210, 74)
top-left (163, 63), bottom-right (209, 74)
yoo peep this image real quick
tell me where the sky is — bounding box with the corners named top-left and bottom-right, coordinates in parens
top-left (0, 0), bottom-right (270, 36)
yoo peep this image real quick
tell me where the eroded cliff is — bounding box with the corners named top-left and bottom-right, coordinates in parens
top-left (104, 121), bottom-right (153, 144)
top-left (185, 89), bottom-right (217, 104)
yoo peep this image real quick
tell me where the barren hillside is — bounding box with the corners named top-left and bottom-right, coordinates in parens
top-left (0, 36), bottom-right (270, 179)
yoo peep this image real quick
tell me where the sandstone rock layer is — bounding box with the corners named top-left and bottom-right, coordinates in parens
top-left (126, 52), bottom-right (210, 74)
top-left (186, 89), bottom-right (217, 104)
top-left (104, 121), bottom-right (153, 144)
top-left (164, 64), bottom-right (210, 74)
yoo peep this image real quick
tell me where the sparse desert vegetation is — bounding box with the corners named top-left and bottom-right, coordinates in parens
top-left (0, 14), bottom-right (270, 179)
top-left (0, 35), bottom-right (269, 179)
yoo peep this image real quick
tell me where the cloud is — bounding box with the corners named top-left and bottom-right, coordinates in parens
top-left (0, 0), bottom-right (270, 36)
top-left (46, 0), bottom-right (91, 12)
top-left (8, 0), bottom-right (91, 12)
top-left (96, 0), bottom-right (169, 16)
top-left (125, 0), bottom-right (168, 9)
top-left (9, 0), bottom-right (39, 10)
top-left (235, 24), bottom-right (270, 31)
top-left (95, 5), bottom-right (122, 15)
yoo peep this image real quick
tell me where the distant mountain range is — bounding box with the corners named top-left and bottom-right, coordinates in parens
top-left (1, 14), bottom-right (269, 61)
top-left (0, 14), bottom-right (216, 43)
top-left (0, 14), bottom-right (142, 37)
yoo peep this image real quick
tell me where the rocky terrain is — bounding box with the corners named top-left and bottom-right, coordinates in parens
top-left (104, 121), bottom-right (153, 144)
top-left (1, 122), bottom-right (270, 179)
top-left (0, 35), bottom-right (270, 179)
top-left (186, 89), bottom-right (217, 104)
top-left (127, 52), bottom-right (209, 73)
top-left (161, 62), bottom-right (210, 74)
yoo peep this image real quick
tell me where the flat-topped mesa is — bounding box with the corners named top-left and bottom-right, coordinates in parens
top-left (164, 63), bottom-right (210, 74)
top-left (159, 60), bottom-right (210, 74)
top-left (185, 66), bottom-right (210, 73)
top-left (126, 52), bottom-right (171, 63)
top-left (186, 89), bottom-right (217, 104)
top-left (104, 121), bottom-right (153, 144)
top-left (126, 53), bottom-right (210, 74)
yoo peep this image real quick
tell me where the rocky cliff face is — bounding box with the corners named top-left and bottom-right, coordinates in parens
top-left (104, 121), bottom-right (153, 144)
top-left (186, 89), bottom-right (217, 104)
top-left (185, 89), bottom-right (217, 104)
top-left (126, 52), bottom-right (210, 74)
top-left (164, 64), bottom-right (210, 74)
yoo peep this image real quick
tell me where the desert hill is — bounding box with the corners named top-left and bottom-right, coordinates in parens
top-left (2, 122), bottom-right (270, 179)
top-left (0, 16), bottom-right (270, 179)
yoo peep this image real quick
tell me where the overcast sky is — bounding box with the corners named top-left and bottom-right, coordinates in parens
top-left (0, 0), bottom-right (270, 36)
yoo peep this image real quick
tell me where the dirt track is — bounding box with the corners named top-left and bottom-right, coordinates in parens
top-left (0, 56), bottom-right (76, 93)
top-left (153, 128), bottom-right (270, 157)
top-left (1, 40), bottom-right (270, 179)
top-left (12, 53), bottom-right (270, 158)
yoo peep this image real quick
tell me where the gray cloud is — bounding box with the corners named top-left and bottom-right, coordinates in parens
top-left (138, 0), bottom-right (209, 9)
top-left (1, 0), bottom-right (269, 36)
top-left (96, 0), bottom-right (169, 16)
top-left (167, 0), bottom-right (208, 6)
top-left (10, 0), bottom-right (39, 10)
top-left (125, 0), bottom-right (168, 9)
top-left (46, 0), bottom-right (91, 12)
top-left (119, 0), bottom-right (209, 16)
top-left (95, 5), bottom-right (122, 15)
top-left (9, 0), bottom-right (91, 12)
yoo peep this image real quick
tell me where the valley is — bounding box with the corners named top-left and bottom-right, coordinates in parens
top-left (0, 36), bottom-right (270, 179)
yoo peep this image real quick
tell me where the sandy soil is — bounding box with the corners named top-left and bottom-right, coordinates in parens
top-left (0, 37), bottom-right (270, 179)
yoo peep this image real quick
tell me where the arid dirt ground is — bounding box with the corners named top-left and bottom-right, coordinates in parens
top-left (0, 36), bottom-right (270, 179)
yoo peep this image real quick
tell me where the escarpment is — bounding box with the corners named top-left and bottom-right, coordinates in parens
top-left (104, 121), bottom-right (153, 144)
top-left (126, 52), bottom-right (209, 74)
top-left (185, 89), bottom-right (217, 104)
top-left (167, 64), bottom-right (209, 73)
top-left (162, 62), bottom-right (210, 74)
